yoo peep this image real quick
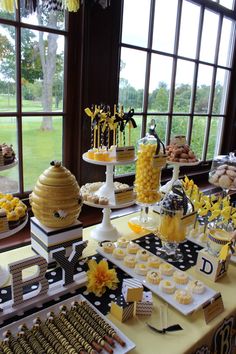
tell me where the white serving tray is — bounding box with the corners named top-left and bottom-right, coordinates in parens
top-left (97, 244), bottom-right (217, 316)
top-left (0, 294), bottom-right (135, 354)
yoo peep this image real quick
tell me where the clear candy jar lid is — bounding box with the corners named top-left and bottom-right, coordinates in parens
top-left (209, 152), bottom-right (236, 190)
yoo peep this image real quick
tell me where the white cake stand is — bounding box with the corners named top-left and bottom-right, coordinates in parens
top-left (160, 160), bottom-right (200, 194)
top-left (82, 153), bottom-right (136, 241)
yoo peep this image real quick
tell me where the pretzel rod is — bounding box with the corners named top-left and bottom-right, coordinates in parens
top-left (50, 312), bottom-right (93, 354)
top-left (65, 310), bottom-right (113, 354)
top-left (3, 331), bottom-right (25, 354)
top-left (36, 320), bottom-right (68, 354)
top-left (0, 340), bottom-right (13, 354)
top-left (80, 301), bottom-right (126, 347)
top-left (0, 345), bottom-right (5, 354)
top-left (71, 303), bottom-right (115, 347)
top-left (32, 325), bottom-right (56, 354)
top-left (18, 325), bottom-right (45, 354)
top-left (17, 332), bottom-right (34, 354)
top-left (46, 317), bottom-right (78, 354)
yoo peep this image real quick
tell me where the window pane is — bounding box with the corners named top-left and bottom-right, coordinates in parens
top-left (213, 68), bottom-right (231, 114)
top-left (171, 116), bottom-right (188, 137)
top-left (22, 116), bottom-right (63, 191)
top-left (173, 59), bottom-right (195, 113)
top-left (219, 0), bottom-right (235, 10)
top-left (0, 117), bottom-right (18, 193)
top-left (147, 115), bottom-right (167, 144)
top-left (119, 47), bottom-right (146, 112)
top-left (152, 0), bottom-right (178, 53)
top-left (218, 17), bottom-right (235, 67)
top-left (21, 29), bottom-right (64, 113)
top-left (20, 0), bottom-right (65, 30)
top-left (195, 64), bottom-right (213, 114)
top-left (115, 116), bottom-right (142, 176)
top-left (191, 116), bottom-right (207, 161)
top-left (200, 9), bottom-right (219, 63)
top-left (178, 0), bottom-right (200, 59)
top-left (0, 7), bottom-right (15, 20)
top-left (207, 117), bottom-right (223, 160)
top-left (0, 24), bottom-right (16, 112)
top-left (122, 0), bottom-right (151, 47)
top-left (148, 55), bottom-right (172, 112)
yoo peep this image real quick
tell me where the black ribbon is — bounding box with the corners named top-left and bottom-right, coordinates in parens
top-left (121, 108), bottom-right (137, 132)
top-left (148, 120), bottom-right (166, 155)
top-left (146, 322), bottom-right (183, 334)
top-left (172, 183), bottom-right (191, 215)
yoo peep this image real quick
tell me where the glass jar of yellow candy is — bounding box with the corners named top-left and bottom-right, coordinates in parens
top-left (135, 130), bottom-right (166, 205)
top-left (157, 182), bottom-right (192, 261)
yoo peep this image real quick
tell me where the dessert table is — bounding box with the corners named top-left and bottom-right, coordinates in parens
top-left (0, 212), bottom-right (235, 354)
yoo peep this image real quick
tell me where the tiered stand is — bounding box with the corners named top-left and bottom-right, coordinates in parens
top-left (82, 153), bottom-right (136, 241)
top-left (0, 159), bottom-right (28, 286)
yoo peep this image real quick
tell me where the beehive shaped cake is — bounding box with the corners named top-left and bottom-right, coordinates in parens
top-left (30, 161), bottom-right (82, 228)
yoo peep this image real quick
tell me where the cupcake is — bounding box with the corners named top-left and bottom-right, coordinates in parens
top-left (134, 263), bottom-right (148, 276)
top-left (112, 248), bottom-right (126, 260)
top-left (123, 255), bottom-right (136, 268)
top-left (159, 279), bottom-right (176, 294)
top-left (102, 241), bottom-right (115, 254)
top-left (173, 270), bottom-right (189, 285)
top-left (147, 255), bottom-right (162, 269)
top-left (127, 242), bottom-right (140, 254)
top-left (187, 280), bottom-right (205, 294)
top-left (174, 289), bottom-right (192, 305)
top-left (7, 211), bottom-right (20, 229)
top-left (136, 249), bottom-right (149, 261)
top-left (146, 270), bottom-right (162, 285)
top-left (117, 237), bottom-right (129, 248)
top-left (159, 263), bottom-right (174, 276)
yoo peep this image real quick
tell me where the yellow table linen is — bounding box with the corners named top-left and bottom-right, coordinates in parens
top-left (0, 212), bottom-right (235, 354)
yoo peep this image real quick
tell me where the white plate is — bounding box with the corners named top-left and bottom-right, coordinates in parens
top-left (83, 153), bottom-right (136, 166)
top-left (97, 245), bottom-right (217, 316)
top-left (0, 294), bottom-right (135, 354)
top-left (0, 214), bottom-right (28, 240)
top-left (0, 158), bottom-right (18, 171)
top-left (167, 160), bottom-right (200, 167)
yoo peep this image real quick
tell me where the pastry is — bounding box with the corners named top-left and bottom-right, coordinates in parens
top-left (147, 255), bottom-right (162, 268)
top-left (173, 270), bottom-right (189, 284)
top-left (159, 279), bottom-right (176, 294)
top-left (7, 210), bottom-right (20, 229)
top-left (187, 280), bottom-right (205, 294)
top-left (134, 263), bottom-right (148, 276)
top-left (159, 263), bottom-right (174, 276)
top-left (136, 249), bottom-right (149, 261)
top-left (123, 255), bottom-right (136, 268)
top-left (112, 247), bottom-right (126, 260)
top-left (102, 241), bottom-right (115, 253)
top-left (117, 237), bottom-right (129, 248)
top-left (146, 270), bottom-right (162, 285)
top-left (174, 289), bottom-right (192, 304)
top-left (127, 242), bottom-right (140, 254)
top-left (99, 197), bottom-right (109, 205)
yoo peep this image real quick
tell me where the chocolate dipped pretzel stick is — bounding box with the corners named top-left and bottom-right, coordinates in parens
top-left (32, 324), bottom-right (56, 354)
top-left (0, 339), bottom-right (14, 354)
top-left (34, 318), bottom-right (68, 354)
top-left (81, 301), bottom-right (126, 347)
top-left (71, 303), bottom-right (115, 347)
top-left (0, 345), bottom-right (5, 354)
top-left (63, 309), bottom-right (113, 354)
top-left (17, 331), bottom-right (34, 354)
top-left (18, 324), bottom-right (45, 354)
top-left (46, 316), bottom-right (79, 354)
top-left (48, 312), bottom-right (90, 354)
top-left (3, 330), bottom-right (25, 354)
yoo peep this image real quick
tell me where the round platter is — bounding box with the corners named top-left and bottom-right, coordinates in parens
top-left (0, 159), bottom-right (18, 172)
top-left (82, 153), bottom-right (136, 166)
top-left (166, 160), bottom-right (200, 167)
top-left (0, 214), bottom-right (28, 240)
top-left (83, 199), bottom-right (135, 209)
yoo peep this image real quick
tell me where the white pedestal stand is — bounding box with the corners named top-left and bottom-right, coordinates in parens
top-left (82, 154), bottom-right (135, 242)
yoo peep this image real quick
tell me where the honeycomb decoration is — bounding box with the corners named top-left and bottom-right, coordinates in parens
top-left (30, 161), bottom-right (83, 228)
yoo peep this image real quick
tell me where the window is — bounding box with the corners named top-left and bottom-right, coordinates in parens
top-left (0, 1), bottom-right (67, 194)
top-left (118, 0), bottom-right (236, 175)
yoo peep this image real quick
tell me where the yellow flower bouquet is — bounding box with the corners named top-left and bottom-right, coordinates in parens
top-left (86, 259), bottom-right (119, 297)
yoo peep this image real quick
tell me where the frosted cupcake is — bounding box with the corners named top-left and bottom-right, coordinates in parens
top-left (112, 248), bottom-right (126, 260)
top-left (146, 270), bottom-right (162, 285)
top-left (136, 249), bottom-right (149, 261)
top-left (160, 279), bottom-right (176, 294)
top-left (174, 289), bottom-right (192, 304)
top-left (102, 241), bottom-right (115, 254)
top-left (187, 280), bottom-right (205, 294)
top-left (159, 263), bottom-right (174, 276)
top-left (117, 237), bottom-right (129, 248)
top-left (147, 255), bottom-right (162, 269)
top-left (134, 263), bottom-right (148, 276)
top-left (127, 242), bottom-right (140, 254)
top-left (123, 255), bottom-right (136, 268)
top-left (173, 270), bottom-right (189, 285)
